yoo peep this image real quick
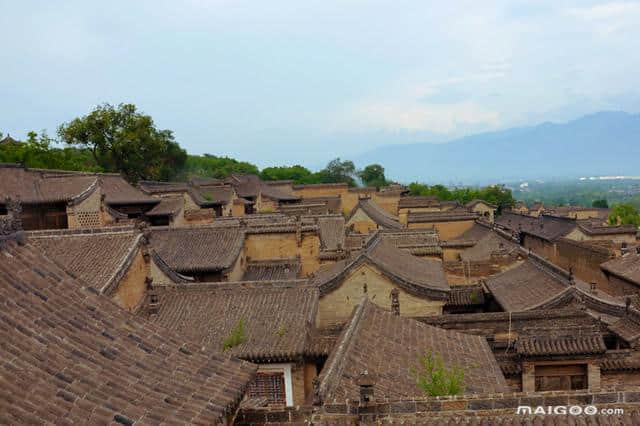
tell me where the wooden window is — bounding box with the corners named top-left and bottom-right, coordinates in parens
top-left (534, 364), bottom-right (587, 391)
top-left (248, 372), bottom-right (286, 405)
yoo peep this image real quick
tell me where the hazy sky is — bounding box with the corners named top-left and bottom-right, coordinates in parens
top-left (1, 0), bottom-right (639, 168)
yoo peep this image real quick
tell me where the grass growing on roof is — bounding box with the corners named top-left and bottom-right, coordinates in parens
top-left (222, 319), bottom-right (247, 351)
top-left (413, 351), bottom-right (465, 396)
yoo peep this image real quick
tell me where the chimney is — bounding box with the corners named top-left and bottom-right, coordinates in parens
top-left (622, 242), bottom-right (629, 256)
top-left (356, 371), bottom-right (375, 404)
top-left (146, 277), bottom-right (159, 315)
top-left (390, 288), bottom-right (400, 316)
top-left (590, 282), bottom-right (597, 294)
top-left (626, 297), bottom-right (632, 315)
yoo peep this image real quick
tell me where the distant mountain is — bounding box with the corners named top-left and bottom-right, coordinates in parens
top-left (353, 111), bottom-right (640, 184)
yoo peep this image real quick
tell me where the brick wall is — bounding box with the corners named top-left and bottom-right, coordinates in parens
top-left (234, 387), bottom-right (640, 425)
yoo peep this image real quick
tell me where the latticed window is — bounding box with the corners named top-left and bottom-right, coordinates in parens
top-left (248, 372), bottom-right (286, 405)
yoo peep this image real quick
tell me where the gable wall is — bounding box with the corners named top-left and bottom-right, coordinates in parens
top-left (67, 186), bottom-right (103, 228)
top-left (470, 204), bottom-right (495, 223)
top-left (316, 263), bottom-right (444, 327)
top-left (372, 193), bottom-right (400, 216)
top-left (345, 208), bottom-right (378, 234)
top-left (111, 249), bottom-right (148, 311)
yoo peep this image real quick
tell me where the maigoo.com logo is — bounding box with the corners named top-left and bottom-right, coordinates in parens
top-left (516, 406), bottom-right (623, 416)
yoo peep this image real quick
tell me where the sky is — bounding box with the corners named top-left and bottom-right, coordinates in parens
top-left (1, 0), bottom-right (639, 169)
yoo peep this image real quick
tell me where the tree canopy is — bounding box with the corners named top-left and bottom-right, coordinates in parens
top-left (260, 165), bottom-right (312, 182)
top-left (609, 203), bottom-right (640, 227)
top-left (592, 199), bottom-right (609, 208)
top-left (358, 163), bottom-right (388, 188)
top-left (408, 182), bottom-right (515, 212)
top-left (58, 103), bottom-right (187, 183)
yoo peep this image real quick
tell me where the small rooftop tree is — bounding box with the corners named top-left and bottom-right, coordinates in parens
top-left (222, 319), bottom-right (247, 351)
top-left (413, 351), bottom-right (465, 396)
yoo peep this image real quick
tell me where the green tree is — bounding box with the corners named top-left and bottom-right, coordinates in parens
top-left (183, 154), bottom-right (259, 179)
top-left (609, 203), bottom-right (640, 227)
top-left (592, 199), bottom-right (609, 208)
top-left (260, 165), bottom-right (312, 182)
top-left (318, 158), bottom-right (357, 186)
top-left (58, 103), bottom-right (186, 183)
top-left (413, 351), bottom-right (465, 396)
top-left (358, 164), bottom-right (388, 188)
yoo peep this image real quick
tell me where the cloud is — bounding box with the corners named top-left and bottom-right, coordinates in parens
top-left (566, 1), bottom-right (640, 37)
top-left (340, 99), bottom-right (500, 133)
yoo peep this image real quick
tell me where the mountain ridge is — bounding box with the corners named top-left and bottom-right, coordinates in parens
top-left (353, 111), bottom-right (640, 184)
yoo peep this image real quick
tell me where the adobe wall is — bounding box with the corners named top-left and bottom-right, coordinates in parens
top-left (372, 193), bottom-right (400, 216)
top-left (226, 252), bottom-right (246, 282)
top-left (408, 220), bottom-right (475, 240)
top-left (553, 238), bottom-right (612, 291)
top-left (149, 256), bottom-right (181, 286)
top-left (316, 263), bottom-right (445, 328)
top-left (523, 234), bottom-right (556, 260)
top-left (67, 186), bottom-right (103, 228)
top-left (232, 202), bottom-right (246, 217)
top-left (345, 208), bottom-right (378, 234)
top-left (111, 249), bottom-right (148, 311)
top-left (244, 233), bottom-right (320, 277)
top-left (292, 185), bottom-right (348, 200)
top-left (266, 181), bottom-right (294, 195)
top-left (258, 196), bottom-right (279, 214)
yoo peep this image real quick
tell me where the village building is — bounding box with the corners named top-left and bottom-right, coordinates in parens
top-left (546, 205), bottom-right (610, 221)
top-left (601, 249), bottom-right (640, 296)
top-left (0, 223), bottom-right (256, 425)
top-left (565, 220), bottom-right (637, 244)
top-left (27, 226), bottom-right (149, 311)
top-left (378, 228), bottom-right (442, 260)
top-left (345, 197), bottom-right (403, 234)
top-left (311, 234), bottom-right (449, 327)
top-left (314, 298), bottom-right (508, 404)
top-left (406, 208), bottom-right (480, 240)
top-left (145, 282), bottom-right (319, 406)
top-left (149, 225), bottom-right (246, 282)
top-left (0, 134), bottom-right (21, 145)
top-left (443, 223), bottom-right (522, 285)
top-left (0, 164), bottom-right (158, 230)
top-left (465, 199), bottom-right (497, 222)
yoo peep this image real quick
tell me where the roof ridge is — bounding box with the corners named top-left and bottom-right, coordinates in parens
top-left (318, 297), bottom-right (370, 403)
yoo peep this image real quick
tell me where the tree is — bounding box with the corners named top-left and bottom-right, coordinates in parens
top-left (413, 351), bottom-right (465, 396)
top-left (609, 203), bottom-right (640, 227)
top-left (593, 199), bottom-right (609, 208)
top-left (358, 164), bottom-right (387, 188)
top-left (58, 103), bottom-right (186, 183)
top-left (260, 165), bottom-right (312, 182)
top-left (318, 158), bottom-right (357, 186)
